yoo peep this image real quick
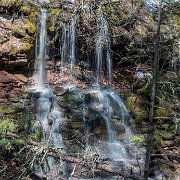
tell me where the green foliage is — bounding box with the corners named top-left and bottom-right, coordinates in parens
top-left (0, 119), bottom-right (21, 151)
top-left (0, 138), bottom-right (25, 150)
top-left (0, 119), bottom-right (16, 137)
top-left (137, 82), bottom-right (151, 95)
top-left (130, 134), bottom-right (145, 146)
top-left (29, 130), bottom-right (43, 142)
top-left (153, 133), bottom-right (163, 146)
top-left (0, 138), bottom-right (12, 150)
top-left (168, 121), bottom-right (180, 134)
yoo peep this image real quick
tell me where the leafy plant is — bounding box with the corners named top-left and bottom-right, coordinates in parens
top-left (0, 119), bottom-right (16, 137)
top-left (130, 134), bottom-right (145, 146)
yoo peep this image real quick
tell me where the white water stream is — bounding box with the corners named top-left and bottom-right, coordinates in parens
top-left (32, 8), bottom-right (66, 179)
top-left (96, 16), bottom-right (112, 85)
top-left (36, 9), bottom-right (47, 89)
top-left (60, 16), bottom-right (77, 75)
top-left (31, 5), bottom-right (139, 178)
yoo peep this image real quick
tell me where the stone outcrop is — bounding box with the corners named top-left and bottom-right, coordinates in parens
top-left (0, 70), bottom-right (28, 102)
top-left (0, 0), bottom-right (39, 71)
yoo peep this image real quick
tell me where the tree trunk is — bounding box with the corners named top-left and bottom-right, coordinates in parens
top-left (144, 2), bottom-right (162, 180)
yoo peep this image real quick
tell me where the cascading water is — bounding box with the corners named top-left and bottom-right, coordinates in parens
top-left (32, 8), bottom-right (66, 178)
top-left (60, 23), bottom-right (69, 74)
top-left (85, 15), bottom-right (134, 161)
top-left (95, 16), bottom-right (112, 85)
top-left (60, 16), bottom-right (77, 75)
top-left (87, 88), bottom-right (131, 160)
top-left (70, 16), bottom-right (77, 72)
top-left (36, 8), bottom-right (47, 89)
top-left (30, 3), bottom-right (142, 178)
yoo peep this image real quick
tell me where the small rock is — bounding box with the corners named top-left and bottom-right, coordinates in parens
top-left (15, 74), bottom-right (28, 83)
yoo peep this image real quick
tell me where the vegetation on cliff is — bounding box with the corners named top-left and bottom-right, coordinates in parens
top-left (0, 0), bottom-right (179, 179)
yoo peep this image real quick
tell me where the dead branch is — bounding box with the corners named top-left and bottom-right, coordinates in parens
top-left (6, 132), bottom-right (142, 179)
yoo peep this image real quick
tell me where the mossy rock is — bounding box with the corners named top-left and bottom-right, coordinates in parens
top-left (155, 98), bottom-right (173, 118)
top-left (48, 8), bottom-right (62, 16)
top-left (9, 94), bottom-right (22, 103)
top-left (160, 131), bottom-right (173, 140)
top-left (126, 94), bottom-right (148, 121)
top-left (20, 5), bottom-right (30, 14)
top-left (21, 36), bottom-right (35, 44)
top-left (0, 104), bottom-right (17, 115)
top-left (49, 25), bottom-right (55, 32)
top-left (24, 19), bottom-right (36, 35)
top-left (9, 42), bottom-right (33, 57)
top-left (155, 107), bottom-right (172, 118)
top-left (11, 27), bottom-right (26, 38)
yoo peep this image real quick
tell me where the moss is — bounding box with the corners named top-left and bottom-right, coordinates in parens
top-left (20, 2), bottom-right (39, 21)
top-left (24, 19), bottom-right (36, 35)
top-left (29, 130), bottom-right (43, 142)
top-left (160, 131), bottom-right (173, 140)
top-left (20, 5), bottom-right (31, 14)
top-left (11, 27), bottom-right (26, 37)
top-left (137, 81), bottom-right (151, 95)
top-left (49, 25), bottom-right (55, 32)
top-left (9, 42), bottom-right (33, 56)
top-left (1, 0), bottom-right (23, 6)
top-left (21, 36), bottom-right (35, 44)
top-left (48, 8), bottom-right (62, 16)
top-left (168, 121), bottom-right (180, 134)
top-left (174, 136), bottom-right (180, 146)
top-left (155, 107), bottom-right (172, 118)
top-left (21, 43), bottom-right (33, 51)
top-left (0, 104), bottom-right (16, 114)
top-left (126, 94), bottom-right (148, 121)
top-left (155, 98), bottom-right (173, 118)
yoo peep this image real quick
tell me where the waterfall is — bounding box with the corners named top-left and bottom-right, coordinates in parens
top-left (84, 15), bottom-right (133, 160)
top-left (87, 88), bottom-right (131, 159)
top-left (60, 23), bottom-right (69, 74)
top-left (95, 16), bottom-right (112, 85)
top-left (33, 90), bottom-right (66, 178)
top-left (30, 5), bottom-right (138, 178)
top-left (36, 9), bottom-right (47, 89)
top-left (70, 16), bottom-right (77, 72)
top-left (60, 16), bottom-right (77, 74)
top-left (32, 8), bottom-right (67, 178)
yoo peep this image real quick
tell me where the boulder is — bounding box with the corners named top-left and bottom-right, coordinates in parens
top-left (0, 71), bottom-right (17, 83)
